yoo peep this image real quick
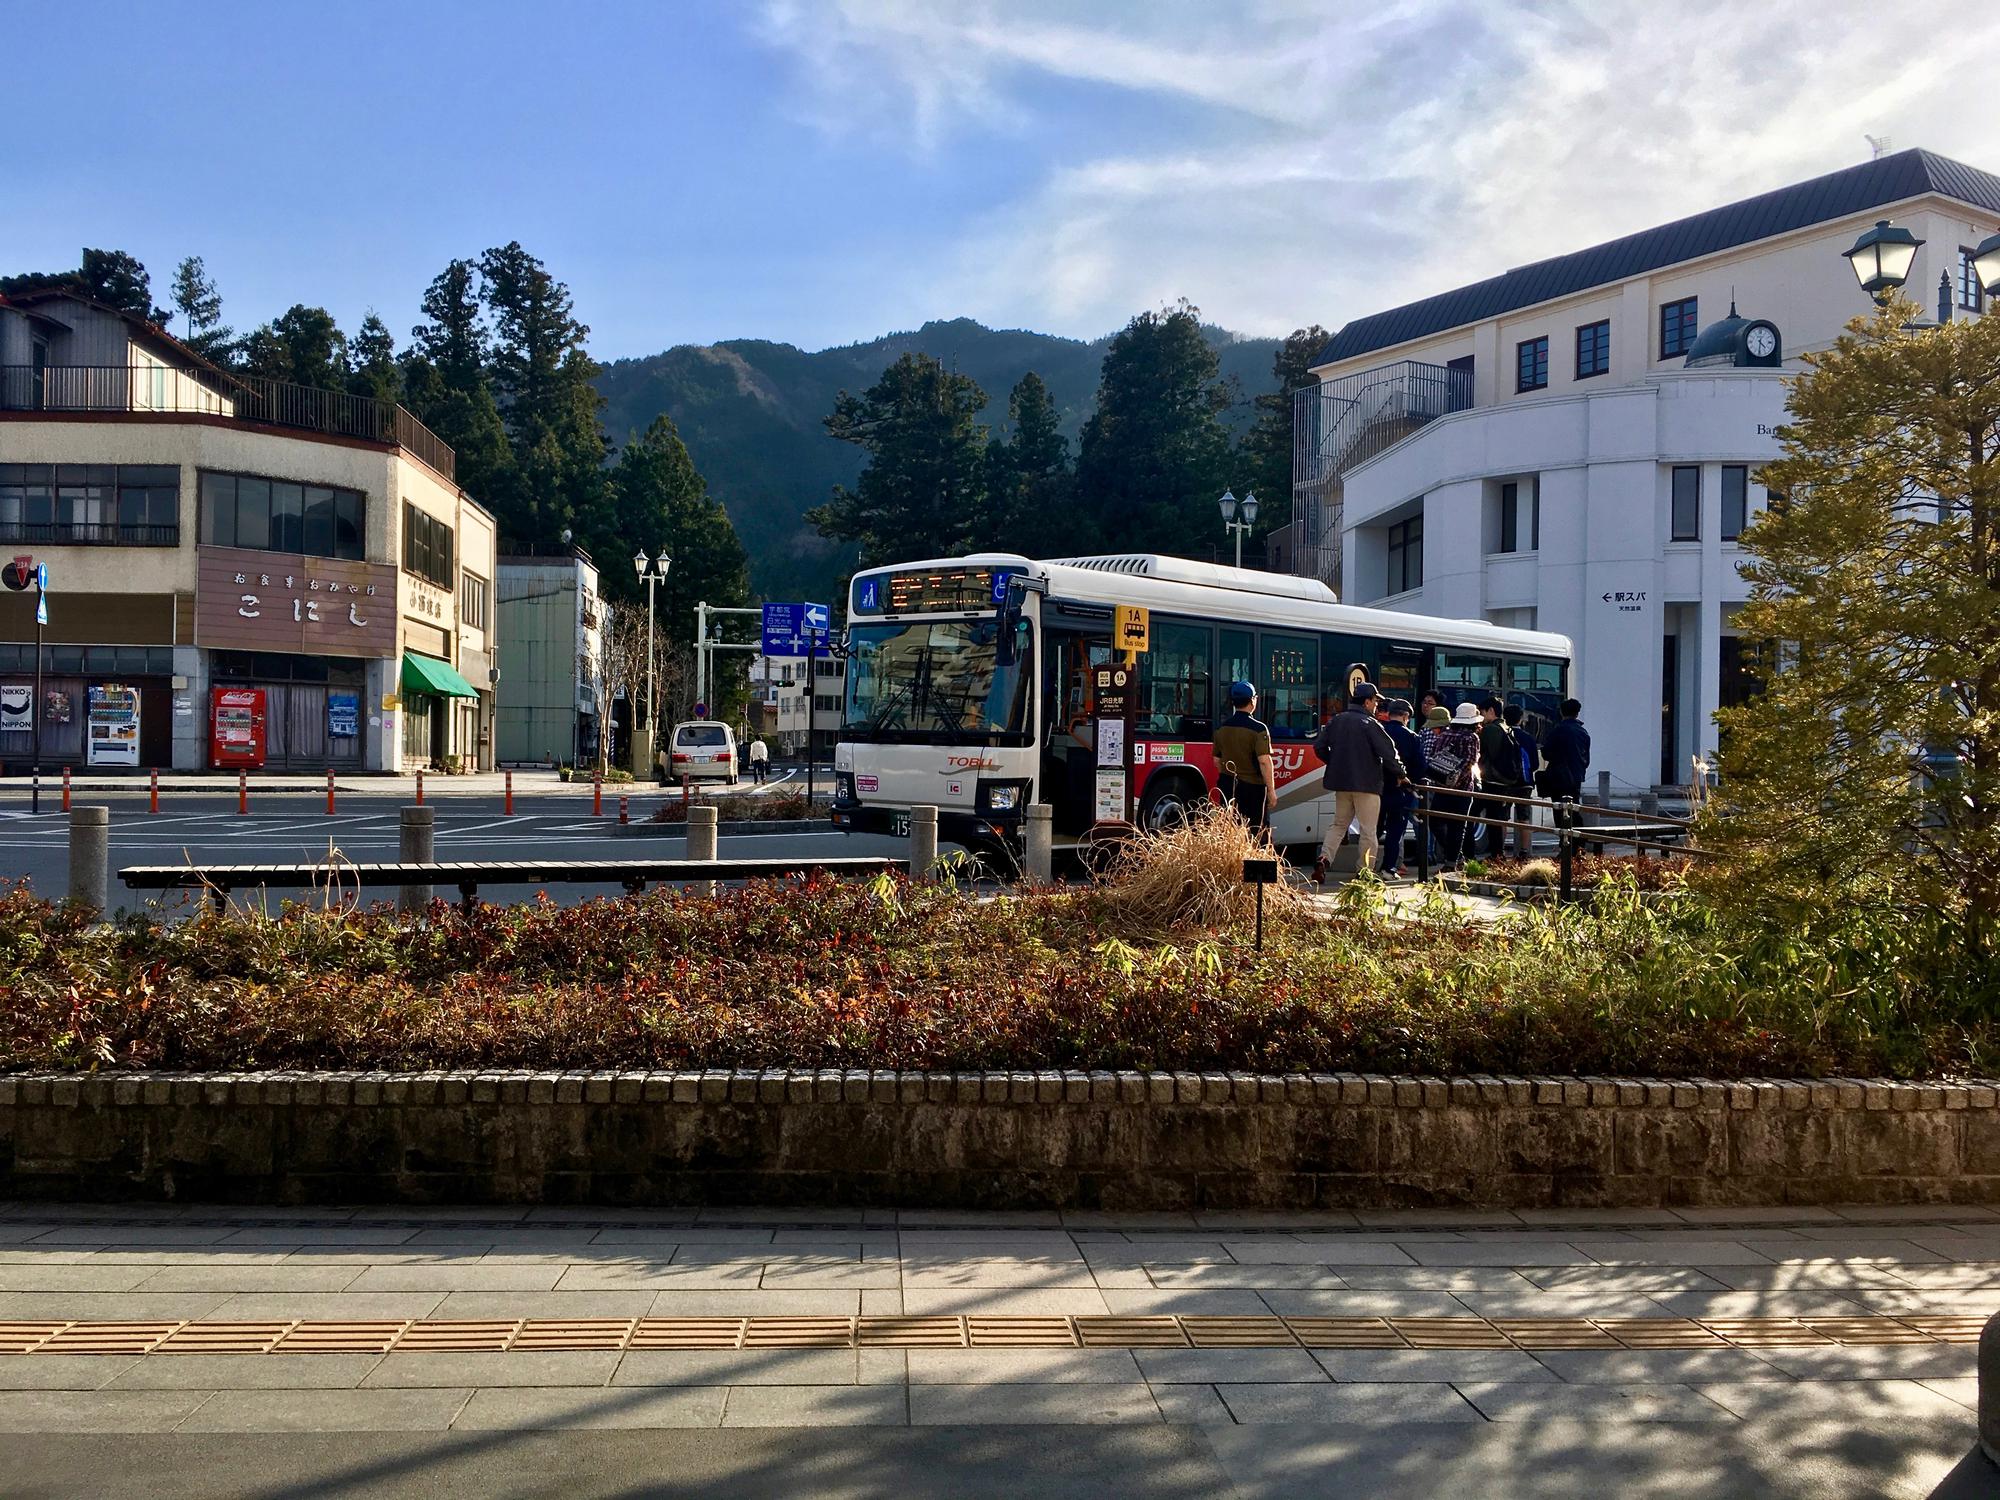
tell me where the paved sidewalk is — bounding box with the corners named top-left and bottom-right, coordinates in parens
top-left (0, 1201), bottom-right (1994, 1495)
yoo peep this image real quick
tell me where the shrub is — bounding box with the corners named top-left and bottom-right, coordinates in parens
top-left (1, 868), bottom-right (1992, 1079)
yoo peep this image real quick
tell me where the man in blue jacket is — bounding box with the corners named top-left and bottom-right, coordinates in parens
top-left (1539, 698), bottom-right (1591, 801)
top-left (1377, 699), bottom-right (1426, 876)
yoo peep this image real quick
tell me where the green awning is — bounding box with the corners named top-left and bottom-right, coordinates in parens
top-left (401, 652), bottom-right (479, 700)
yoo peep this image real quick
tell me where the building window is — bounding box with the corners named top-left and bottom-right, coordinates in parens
top-left (813, 693), bottom-right (841, 712)
top-left (1499, 482), bottom-right (1520, 552)
top-left (0, 463), bottom-right (180, 546)
top-left (402, 502), bottom-right (454, 587)
top-left (1661, 297), bottom-right (1699, 359)
top-left (1671, 465), bottom-right (1701, 541)
top-left (1387, 514), bottom-right (1423, 595)
top-left (201, 471), bottom-right (363, 560)
top-left (1961, 248), bottom-right (1986, 313)
top-left (1516, 336), bottom-right (1549, 392)
top-left (1720, 465), bottom-right (1748, 541)
top-left (461, 571), bottom-right (488, 631)
top-left (1575, 319), bottom-right (1610, 378)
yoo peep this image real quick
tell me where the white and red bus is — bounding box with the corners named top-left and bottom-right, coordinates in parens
top-left (830, 552), bottom-right (1572, 853)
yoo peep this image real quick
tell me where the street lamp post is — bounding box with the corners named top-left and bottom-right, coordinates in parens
top-left (632, 548), bottom-right (671, 777)
top-left (1218, 488), bottom-right (1259, 569)
top-left (1841, 219), bottom-right (1926, 303)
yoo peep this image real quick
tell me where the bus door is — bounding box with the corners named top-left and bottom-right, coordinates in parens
top-left (1042, 628), bottom-right (1111, 835)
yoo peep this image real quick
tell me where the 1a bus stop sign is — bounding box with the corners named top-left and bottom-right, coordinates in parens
top-left (761, 602), bottom-right (830, 657)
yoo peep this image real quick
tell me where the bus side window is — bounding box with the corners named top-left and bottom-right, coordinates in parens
top-left (1218, 628), bottom-right (1253, 720)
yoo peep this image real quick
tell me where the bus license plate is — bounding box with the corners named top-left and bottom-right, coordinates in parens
top-left (890, 812), bottom-right (910, 837)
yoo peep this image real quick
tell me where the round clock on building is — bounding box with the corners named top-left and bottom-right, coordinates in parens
top-left (1742, 321), bottom-right (1781, 365)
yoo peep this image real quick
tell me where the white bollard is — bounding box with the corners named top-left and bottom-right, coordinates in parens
top-left (689, 805), bottom-right (719, 897)
top-left (1024, 803), bottom-right (1053, 884)
top-left (909, 805), bottom-right (939, 881)
top-left (399, 805), bottom-right (436, 914)
top-left (68, 806), bottom-right (109, 916)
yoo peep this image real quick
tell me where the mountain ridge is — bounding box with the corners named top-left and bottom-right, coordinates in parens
top-left (594, 317), bottom-right (1281, 602)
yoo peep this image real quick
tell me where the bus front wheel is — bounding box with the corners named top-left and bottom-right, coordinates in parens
top-left (1138, 773), bottom-right (1206, 835)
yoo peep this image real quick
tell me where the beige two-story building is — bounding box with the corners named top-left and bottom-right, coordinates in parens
top-left (0, 289), bottom-right (497, 772)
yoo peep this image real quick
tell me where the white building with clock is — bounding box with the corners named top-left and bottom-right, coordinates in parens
top-left (1286, 148), bottom-right (2000, 792)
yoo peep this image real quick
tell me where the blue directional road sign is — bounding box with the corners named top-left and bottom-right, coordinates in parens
top-left (761, 602), bottom-right (831, 658)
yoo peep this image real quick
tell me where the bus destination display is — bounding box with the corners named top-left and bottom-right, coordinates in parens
top-left (853, 566), bottom-right (1010, 615)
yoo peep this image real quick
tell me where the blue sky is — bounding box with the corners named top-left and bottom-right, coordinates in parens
top-left (6, 1), bottom-right (1997, 360)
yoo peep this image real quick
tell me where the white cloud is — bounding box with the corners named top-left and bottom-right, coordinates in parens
top-left (758, 0), bottom-right (2000, 337)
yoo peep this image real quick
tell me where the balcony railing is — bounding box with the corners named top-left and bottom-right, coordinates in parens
top-left (1292, 360), bottom-right (1471, 494)
top-left (0, 365), bottom-right (456, 483)
top-left (0, 521), bottom-right (180, 548)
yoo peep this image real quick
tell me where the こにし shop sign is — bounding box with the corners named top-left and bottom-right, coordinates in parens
top-left (195, 546), bottom-right (400, 659)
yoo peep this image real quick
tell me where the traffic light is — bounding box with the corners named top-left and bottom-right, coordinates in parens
top-left (1, 557), bottom-right (34, 592)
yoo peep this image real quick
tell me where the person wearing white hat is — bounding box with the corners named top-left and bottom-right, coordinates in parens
top-left (1419, 701), bottom-right (1485, 867)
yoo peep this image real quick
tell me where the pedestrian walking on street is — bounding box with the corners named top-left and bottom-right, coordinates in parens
top-left (1213, 681), bottom-right (1276, 836)
top-left (1309, 681), bottom-right (1408, 883)
top-left (748, 736), bottom-right (769, 784)
top-left (1378, 698), bottom-right (1426, 877)
top-left (1422, 702), bottom-right (1483, 867)
top-left (1538, 698), bottom-right (1592, 802)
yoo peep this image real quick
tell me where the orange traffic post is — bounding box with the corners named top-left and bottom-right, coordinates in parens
top-left (504, 770), bottom-right (514, 816)
top-left (326, 767), bottom-right (336, 815)
top-left (415, 769), bottom-right (424, 805)
top-left (61, 767), bottom-right (71, 812)
top-left (681, 776), bottom-right (691, 812)
top-left (592, 773), bottom-right (602, 818)
top-left (237, 770), bottom-right (248, 816)
top-left (619, 794), bottom-right (630, 826)
top-left (149, 768), bottom-right (159, 815)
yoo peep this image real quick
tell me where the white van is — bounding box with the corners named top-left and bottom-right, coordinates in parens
top-left (665, 720), bottom-right (738, 784)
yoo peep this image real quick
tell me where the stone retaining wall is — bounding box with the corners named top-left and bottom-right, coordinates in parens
top-left (3, 1071), bottom-right (1996, 1209)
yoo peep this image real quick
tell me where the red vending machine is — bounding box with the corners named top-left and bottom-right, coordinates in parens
top-left (210, 687), bottom-right (267, 769)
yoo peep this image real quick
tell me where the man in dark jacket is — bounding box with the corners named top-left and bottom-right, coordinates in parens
top-left (1539, 698), bottom-right (1591, 801)
top-left (1477, 698), bottom-right (1530, 858)
top-left (1310, 682), bottom-right (1407, 883)
top-left (1378, 699), bottom-right (1426, 876)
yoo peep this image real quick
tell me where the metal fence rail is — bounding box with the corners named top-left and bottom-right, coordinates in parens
top-left (0, 365), bottom-right (455, 482)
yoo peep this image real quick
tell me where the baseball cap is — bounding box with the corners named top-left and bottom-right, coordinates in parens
top-left (1352, 681), bottom-right (1380, 702)
top-left (1229, 680), bottom-right (1256, 705)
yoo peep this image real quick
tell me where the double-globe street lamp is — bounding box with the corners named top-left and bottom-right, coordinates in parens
top-left (1842, 218), bottom-right (2000, 307)
top-left (1218, 488), bottom-right (1259, 569)
top-left (632, 548), bottom-right (672, 776)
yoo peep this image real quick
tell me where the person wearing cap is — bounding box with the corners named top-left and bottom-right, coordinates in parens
top-left (1212, 681), bottom-right (1275, 835)
top-left (1421, 702), bottom-right (1484, 867)
top-left (1307, 681), bottom-right (1408, 883)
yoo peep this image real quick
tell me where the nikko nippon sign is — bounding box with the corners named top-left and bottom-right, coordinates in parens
top-left (761, 602), bottom-right (830, 657)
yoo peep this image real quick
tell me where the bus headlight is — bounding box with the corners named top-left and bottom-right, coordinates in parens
top-left (978, 780), bottom-right (1026, 814)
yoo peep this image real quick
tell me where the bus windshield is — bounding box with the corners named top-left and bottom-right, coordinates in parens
top-left (845, 618), bottom-right (1031, 740)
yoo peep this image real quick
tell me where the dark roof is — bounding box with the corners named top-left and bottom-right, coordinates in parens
top-left (1317, 148), bottom-right (2000, 366)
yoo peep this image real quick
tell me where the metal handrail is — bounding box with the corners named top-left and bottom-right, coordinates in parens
top-left (0, 365), bottom-right (455, 482)
top-left (1409, 787), bottom-right (1708, 902)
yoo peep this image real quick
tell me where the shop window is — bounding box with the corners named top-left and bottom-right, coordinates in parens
top-left (1387, 514), bottom-right (1423, 594)
top-left (1721, 465), bottom-right (1748, 541)
top-left (1661, 296), bottom-right (1699, 358)
top-left (403, 502), bottom-right (454, 587)
top-left (1671, 466), bottom-right (1701, 541)
top-left (1575, 319), bottom-right (1610, 378)
top-left (461, 571), bottom-right (489, 632)
top-left (201, 470), bottom-right (365, 561)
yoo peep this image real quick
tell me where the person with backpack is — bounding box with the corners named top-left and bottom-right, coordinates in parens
top-left (1538, 698), bottom-right (1592, 802)
top-left (1421, 702), bottom-right (1483, 867)
top-left (1309, 681), bottom-right (1408, 883)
